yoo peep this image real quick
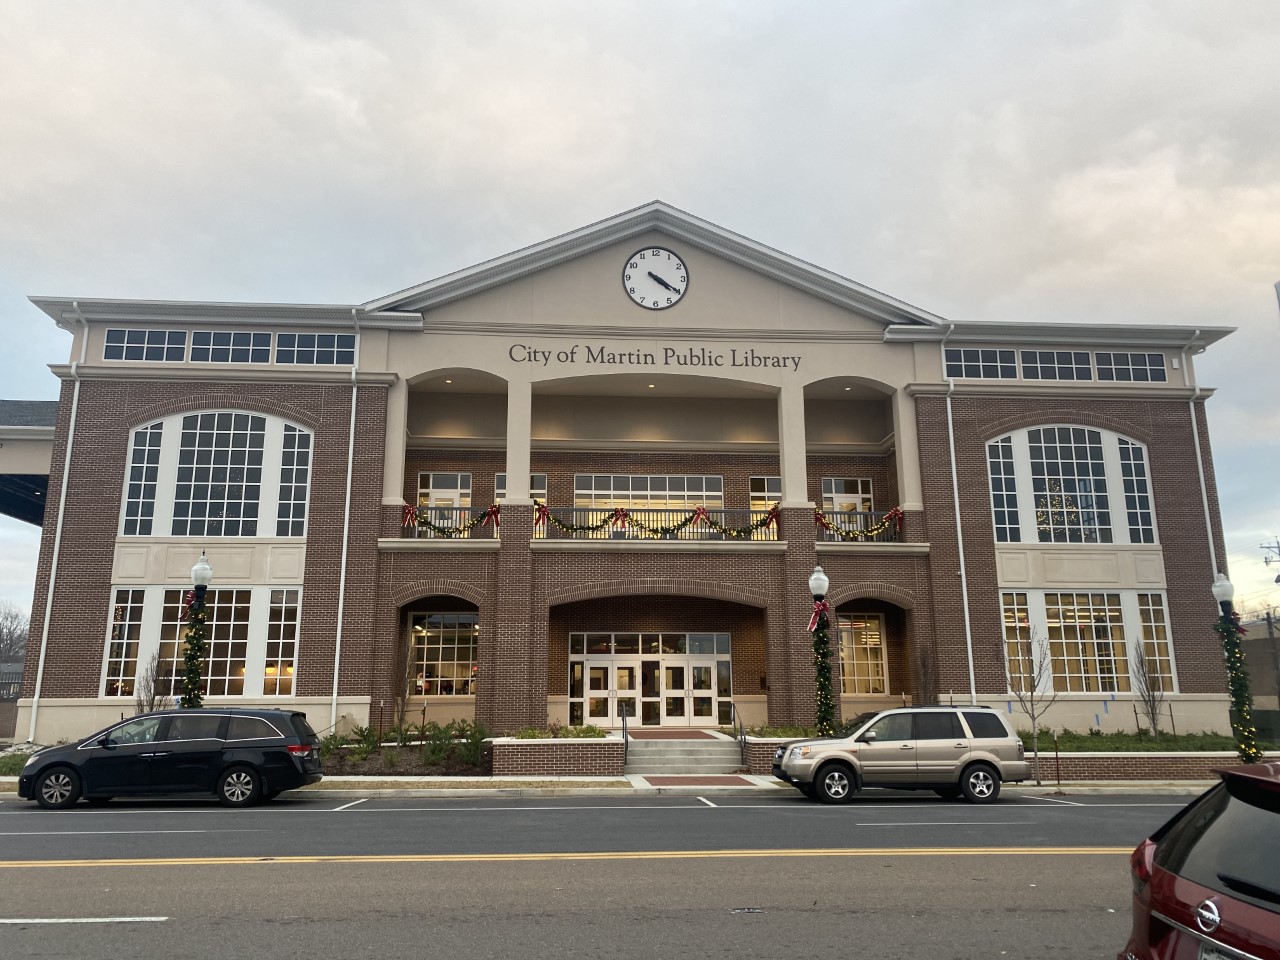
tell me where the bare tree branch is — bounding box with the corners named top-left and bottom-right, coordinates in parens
top-left (1131, 645), bottom-right (1166, 737)
top-left (1008, 628), bottom-right (1060, 785)
top-left (134, 649), bottom-right (174, 715)
top-left (0, 602), bottom-right (30, 661)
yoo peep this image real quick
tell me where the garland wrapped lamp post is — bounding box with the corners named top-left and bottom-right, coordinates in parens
top-left (1211, 573), bottom-right (1263, 763)
top-left (180, 552), bottom-right (214, 709)
top-left (808, 565), bottom-right (837, 737)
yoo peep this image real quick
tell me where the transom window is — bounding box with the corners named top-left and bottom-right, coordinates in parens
top-left (750, 476), bottom-right (781, 507)
top-left (191, 331), bottom-right (272, 363)
top-left (945, 348), bottom-right (1016, 379)
top-left (120, 411), bottom-right (311, 539)
top-left (1097, 352), bottom-right (1167, 383)
top-left (276, 333), bottom-right (356, 365)
top-left (104, 329), bottom-right (187, 362)
top-left (573, 475), bottom-right (723, 509)
top-left (494, 473), bottom-right (548, 501)
top-left (174, 413), bottom-right (266, 537)
top-left (1021, 350), bottom-right (1092, 381)
top-left (822, 478), bottom-right (873, 514)
top-left (837, 613), bottom-right (887, 694)
top-left (986, 426), bottom-right (1154, 545)
top-left (410, 612), bottom-right (479, 695)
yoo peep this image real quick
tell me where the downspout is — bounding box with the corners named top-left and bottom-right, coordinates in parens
top-left (942, 325), bottom-right (978, 705)
top-left (28, 303), bottom-right (89, 742)
top-left (1183, 330), bottom-right (1220, 577)
top-left (330, 310), bottom-right (361, 730)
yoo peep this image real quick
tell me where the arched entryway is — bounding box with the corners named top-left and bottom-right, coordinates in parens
top-left (547, 595), bottom-right (767, 728)
top-left (397, 594), bottom-right (480, 725)
top-left (832, 598), bottom-right (919, 717)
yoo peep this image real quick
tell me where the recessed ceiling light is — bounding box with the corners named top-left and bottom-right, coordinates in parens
top-left (844, 386), bottom-right (851, 391)
top-left (444, 379), bottom-right (453, 384)
top-left (648, 384), bottom-right (655, 389)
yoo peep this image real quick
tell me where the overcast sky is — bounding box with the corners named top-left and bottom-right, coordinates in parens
top-left (2, 1), bottom-right (1278, 617)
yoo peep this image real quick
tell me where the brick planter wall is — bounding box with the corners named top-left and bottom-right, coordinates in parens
top-left (491, 737), bottom-right (626, 777)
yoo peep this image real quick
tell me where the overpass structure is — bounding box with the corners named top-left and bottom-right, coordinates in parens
top-left (0, 400), bottom-right (58, 526)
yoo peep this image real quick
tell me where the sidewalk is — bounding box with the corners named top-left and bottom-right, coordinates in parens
top-left (1, 773), bottom-right (1213, 800)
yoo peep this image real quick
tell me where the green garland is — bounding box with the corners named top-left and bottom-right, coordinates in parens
top-left (815, 506), bottom-right (903, 541)
top-left (180, 592), bottom-right (208, 709)
top-left (1213, 610), bottom-right (1264, 763)
top-left (535, 501), bottom-right (779, 540)
top-left (811, 602), bottom-right (836, 737)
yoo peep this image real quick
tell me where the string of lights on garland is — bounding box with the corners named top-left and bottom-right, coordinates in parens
top-left (402, 503), bottom-right (501, 537)
top-left (814, 506), bottom-right (903, 541)
top-left (179, 589), bottom-right (208, 708)
top-left (808, 596), bottom-right (837, 737)
top-left (531, 501), bottom-right (780, 539)
top-left (1213, 609), bottom-right (1264, 763)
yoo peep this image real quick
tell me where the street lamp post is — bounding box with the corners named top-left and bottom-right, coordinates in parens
top-left (180, 551), bottom-right (214, 709)
top-left (1211, 573), bottom-right (1264, 763)
top-left (808, 565), bottom-right (836, 737)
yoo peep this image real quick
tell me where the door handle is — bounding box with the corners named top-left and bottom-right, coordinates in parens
top-left (900, 743), bottom-right (913, 750)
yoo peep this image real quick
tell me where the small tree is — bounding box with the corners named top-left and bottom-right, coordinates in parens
top-left (1009, 628), bottom-right (1060, 785)
top-left (134, 650), bottom-right (174, 715)
top-left (1131, 647), bottom-right (1167, 737)
top-left (0, 601), bottom-right (29, 661)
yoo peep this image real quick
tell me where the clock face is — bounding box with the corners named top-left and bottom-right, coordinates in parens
top-left (622, 247), bottom-right (688, 310)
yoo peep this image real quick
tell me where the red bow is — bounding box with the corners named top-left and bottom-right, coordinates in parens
top-left (808, 599), bottom-right (830, 632)
top-left (402, 504), bottom-right (418, 528)
top-left (889, 507), bottom-right (903, 532)
top-left (691, 506), bottom-right (710, 525)
top-left (611, 507), bottom-right (630, 528)
top-left (765, 505), bottom-right (780, 527)
top-left (534, 502), bottom-right (549, 527)
top-left (182, 589), bottom-right (196, 622)
top-left (482, 504), bottom-right (500, 528)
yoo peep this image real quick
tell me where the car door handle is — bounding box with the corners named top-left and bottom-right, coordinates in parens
top-left (954, 742), bottom-right (966, 749)
top-left (899, 744), bottom-right (913, 750)
top-left (147, 751), bottom-right (171, 757)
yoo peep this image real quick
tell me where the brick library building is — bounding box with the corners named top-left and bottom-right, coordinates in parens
top-left (1, 202), bottom-right (1235, 743)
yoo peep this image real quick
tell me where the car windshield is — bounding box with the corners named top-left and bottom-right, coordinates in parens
top-left (1153, 778), bottom-right (1280, 911)
top-left (837, 712), bottom-right (879, 737)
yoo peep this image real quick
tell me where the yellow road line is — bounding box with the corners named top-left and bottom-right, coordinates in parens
top-left (0, 847), bottom-right (1129, 869)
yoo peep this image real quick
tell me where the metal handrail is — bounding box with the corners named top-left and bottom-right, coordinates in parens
top-left (729, 701), bottom-right (746, 767)
top-left (620, 703), bottom-right (629, 766)
top-left (548, 507), bottom-right (778, 541)
top-left (817, 510), bottom-right (900, 542)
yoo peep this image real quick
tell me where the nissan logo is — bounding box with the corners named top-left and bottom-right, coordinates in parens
top-left (1195, 898), bottom-right (1221, 934)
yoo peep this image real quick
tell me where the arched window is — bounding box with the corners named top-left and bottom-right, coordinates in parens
top-left (120, 411), bottom-right (312, 538)
top-left (985, 426), bottom-right (1156, 545)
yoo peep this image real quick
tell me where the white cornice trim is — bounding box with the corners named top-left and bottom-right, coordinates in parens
top-left (0, 425), bottom-right (56, 439)
top-left (418, 320), bottom-right (886, 343)
top-left (904, 381), bottom-right (1216, 400)
top-left (885, 321), bottom-right (1233, 349)
top-left (28, 297), bottom-right (421, 331)
top-left (377, 538), bottom-right (501, 553)
top-left (405, 437), bottom-right (894, 455)
top-left (364, 201), bottom-right (945, 326)
top-left (816, 542), bottom-right (931, 556)
top-left (530, 538), bottom-right (788, 553)
top-left (48, 364), bottom-right (398, 387)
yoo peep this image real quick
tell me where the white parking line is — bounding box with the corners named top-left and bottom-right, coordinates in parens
top-left (1024, 796), bottom-right (1084, 805)
top-left (0, 917), bottom-right (169, 924)
top-left (697, 797), bottom-right (717, 807)
top-left (0, 829), bottom-right (259, 836)
top-left (332, 798), bottom-right (369, 811)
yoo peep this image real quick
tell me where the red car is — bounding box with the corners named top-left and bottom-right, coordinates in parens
top-left (1120, 762), bottom-right (1280, 960)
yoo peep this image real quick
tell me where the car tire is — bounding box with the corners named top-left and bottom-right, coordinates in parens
top-left (933, 786), bottom-right (961, 801)
top-left (217, 766), bottom-right (262, 807)
top-left (960, 763), bottom-right (1001, 804)
top-left (35, 767), bottom-right (82, 810)
top-left (797, 782), bottom-right (816, 799)
top-left (815, 764), bottom-right (857, 804)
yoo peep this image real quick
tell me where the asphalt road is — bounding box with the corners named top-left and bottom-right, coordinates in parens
top-left (0, 791), bottom-right (1188, 960)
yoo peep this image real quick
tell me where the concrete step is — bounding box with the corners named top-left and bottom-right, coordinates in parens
top-left (625, 760), bottom-right (745, 775)
top-left (623, 738), bottom-right (746, 775)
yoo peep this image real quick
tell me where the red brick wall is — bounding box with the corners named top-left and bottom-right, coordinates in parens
top-left (491, 738), bottom-right (626, 776)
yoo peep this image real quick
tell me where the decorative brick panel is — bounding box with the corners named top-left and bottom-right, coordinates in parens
top-left (491, 738), bottom-right (626, 776)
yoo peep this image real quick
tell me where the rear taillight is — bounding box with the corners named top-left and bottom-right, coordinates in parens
top-left (1131, 839), bottom-right (1155, 894)
top-left (287, 744), bottom-right (312, 757)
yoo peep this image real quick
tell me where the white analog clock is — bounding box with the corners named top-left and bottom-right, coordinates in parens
top-left (622, 246), bottom-right (688, 310)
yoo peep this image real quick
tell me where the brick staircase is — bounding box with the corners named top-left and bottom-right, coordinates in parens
top-left (623, 736), bottom-right (745, 775)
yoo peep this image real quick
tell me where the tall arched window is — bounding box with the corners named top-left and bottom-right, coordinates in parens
top-left (119, 411), bottom-right (312, 538)
top-left (985, 426), bottom-right (1156, 545)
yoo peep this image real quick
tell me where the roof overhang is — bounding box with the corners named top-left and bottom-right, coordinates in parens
top-left (363, 200), bottom-right (947, 326)
top-left (28, 297), bottom-right (423, 332)
top-left (884, 320), bottom-right (1234, 351)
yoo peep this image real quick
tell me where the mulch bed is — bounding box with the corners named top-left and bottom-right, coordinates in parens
top-left (322, 744), bottom-right (493, 778)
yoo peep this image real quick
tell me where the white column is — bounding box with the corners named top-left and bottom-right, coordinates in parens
top-left (777, 384), bottom-right (812, 507)
top-left (381, 377), bottom-right (408, 504)
top-left (504, 379), bottom-right (533, 502)
top-left (893, 389), bottom-right (923, 511)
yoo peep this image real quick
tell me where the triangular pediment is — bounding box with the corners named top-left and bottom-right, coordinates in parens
top-left (363, 201), bottom-right (944, 327)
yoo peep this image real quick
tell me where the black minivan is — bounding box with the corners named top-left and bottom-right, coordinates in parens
top-left (18, 708), bottom-right (323, 809)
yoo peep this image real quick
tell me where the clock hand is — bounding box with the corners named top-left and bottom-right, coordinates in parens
top-left (647, 271), bottom-right (683, 294)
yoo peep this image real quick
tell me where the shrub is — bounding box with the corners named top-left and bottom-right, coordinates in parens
top-left (511, 724), bottom-right (608, 739)
top-left (0, 753), bottom-right (31, 776)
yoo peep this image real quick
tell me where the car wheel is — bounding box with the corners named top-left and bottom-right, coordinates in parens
top-left (796, 783), bottom-right (816, 799)
top-left (35, 768), bottom-right (82, 810)
top-left (815, 764), bottom-right (857, 804)
top-left (933, 786), bottom-right (961, 801)
top-left (217, 766), bottom-right (262, 807)
top-left (960, 763), bottom-right (1000, 804)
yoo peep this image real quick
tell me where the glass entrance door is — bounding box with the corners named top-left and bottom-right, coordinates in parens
top-left (569, 632), bottom-right (732, 728)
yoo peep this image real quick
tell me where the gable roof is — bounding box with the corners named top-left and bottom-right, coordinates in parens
top-left (363, 200), bottom-right (946, 327)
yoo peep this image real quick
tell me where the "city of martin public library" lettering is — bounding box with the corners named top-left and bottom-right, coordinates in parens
top-left (508, 343), bottom-right (801, 372)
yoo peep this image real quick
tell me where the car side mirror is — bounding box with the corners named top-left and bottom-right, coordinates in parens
top-left (98, 736), bottom-right (114, 749)
top-left (858, 730), bottom-right (877, 743)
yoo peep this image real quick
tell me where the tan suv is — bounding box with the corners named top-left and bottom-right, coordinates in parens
top-left (773, 706), bottom-right (1030, 804)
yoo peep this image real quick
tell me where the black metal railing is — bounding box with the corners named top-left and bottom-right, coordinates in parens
top-left (403, 507), bottom-right (499, 540)
top-left (544, 507), bottom-right (779, 541)
top-left (816, 510), bottom-right (900, 543)
top-left (729, 701), bottom-right (747, 768)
